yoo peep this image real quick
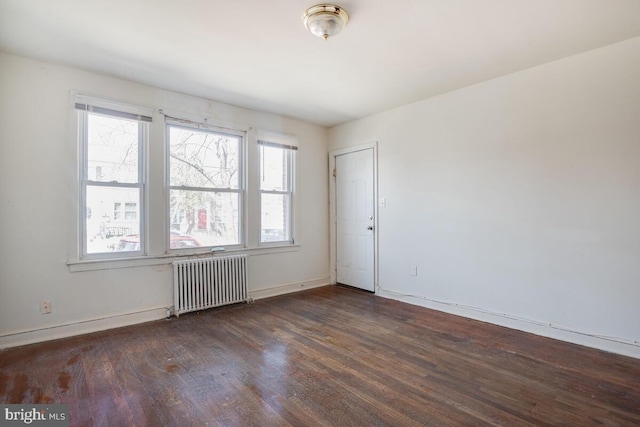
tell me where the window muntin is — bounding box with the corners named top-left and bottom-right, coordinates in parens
top-left (79, 103), bottom-right (148, 257)
top-left (259, 142), bottom-right (295, 244)
top-left (168, 124), bottom-right (243, 249)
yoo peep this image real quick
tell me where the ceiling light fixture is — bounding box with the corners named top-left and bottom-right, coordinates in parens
top-left (302, 4), bottom-right (349, 41)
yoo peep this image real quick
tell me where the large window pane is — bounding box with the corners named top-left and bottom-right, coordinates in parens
top-left (261, 193), bottom-right (290, 243)
top-left (169, 127), bottom-right (240, 189)
top-left (86, 186), bottom-right (140, 253)
top-left (260, 145), bottom-right (288, 191)
top-left (87, 114), bottom-right (139, 183)
top-left (169, 189), bottom-right (240, 247)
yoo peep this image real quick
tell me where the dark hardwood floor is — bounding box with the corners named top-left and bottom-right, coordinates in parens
top-left (1, 285), bottom-right (639, 426)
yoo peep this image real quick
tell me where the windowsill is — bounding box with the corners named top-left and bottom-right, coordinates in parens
top-left (67, 244), bottom-right (301, 272)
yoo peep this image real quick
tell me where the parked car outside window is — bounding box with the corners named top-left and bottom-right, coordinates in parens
top-left (116, 232), bottom-right (201, 251)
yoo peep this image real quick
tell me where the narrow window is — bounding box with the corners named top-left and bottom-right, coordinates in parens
top-left (259, 139), bottom-right (296, 244)
top-left (77, 99), bottom-right (150, 256)
top-left (167, 123), bottom-right (244, 249)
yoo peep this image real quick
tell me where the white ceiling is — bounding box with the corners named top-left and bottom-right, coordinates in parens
top-left (1, 0), bottom-right (640, 127)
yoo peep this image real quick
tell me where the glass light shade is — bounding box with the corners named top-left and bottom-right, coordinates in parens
top-left (303, 4), bottom-right (349, 40)
top-left (307, 14), bottom-right (343, 39)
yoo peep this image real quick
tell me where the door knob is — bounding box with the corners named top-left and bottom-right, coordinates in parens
top-left (367, 225), bottom-right (374, 230)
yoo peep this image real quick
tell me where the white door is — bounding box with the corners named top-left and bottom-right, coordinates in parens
top-left (335, 149), bottom-right (375, 291)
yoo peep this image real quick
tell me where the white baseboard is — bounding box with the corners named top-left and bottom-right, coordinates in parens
top-left (0, 307), bottom-right (169, 350)
top-left (377, 289), bottom-right (640, 359)
top-left (249, 277), bottom-right (330, 301)
top-left (0, 278), bottom-right (331, 350)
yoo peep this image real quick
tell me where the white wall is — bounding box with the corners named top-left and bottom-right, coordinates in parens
top-left (0, 53), bottom-right (330, 348)
top-left (329, 37), bottom-right (640, 358)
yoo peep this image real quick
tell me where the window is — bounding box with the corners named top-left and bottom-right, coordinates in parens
top-left (77, 99), bottom-right (150, 256)
top-left (73, 97), bottom-right (299, 266)
top-left (167, 123), bottom-right (243, 249)
top-left (124, 202), bottom-right (137, 220)
top-left (259, 139), bottom-right (296, 243)
top-left (113, 202), bottom-right (138, 221)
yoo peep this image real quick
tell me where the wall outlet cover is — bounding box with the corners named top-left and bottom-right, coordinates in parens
top-left (40, 301), bottom-right (52, 314)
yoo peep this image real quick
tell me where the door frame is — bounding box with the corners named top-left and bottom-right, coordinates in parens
top-left (329, 142), bottom-right (379, 292)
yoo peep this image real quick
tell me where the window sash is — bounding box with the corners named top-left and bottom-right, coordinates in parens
top-left (79, 107), bottom-right (147, 258)
top-left (167, 122), bottom-right (245, 250)
top-left (167, 123), bottom-right (243, 190)
top-left (259, 143), bottom-right (295, 244)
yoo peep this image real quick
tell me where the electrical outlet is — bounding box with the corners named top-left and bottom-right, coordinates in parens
top-left (40, 301), bottom-right (52, 314)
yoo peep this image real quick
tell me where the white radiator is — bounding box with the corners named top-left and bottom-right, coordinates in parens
top-left (172, 254), bottom-right (248, 317)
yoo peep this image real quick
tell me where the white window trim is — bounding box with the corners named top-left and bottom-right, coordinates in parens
top-left (68, 98), bottom-right (303, 271)
top-left (77, 95), bottom-right (150, 260)
top-left (66, 244), bottom-right (301, 272)
top-left (257, 132), bottom-right (298, 246)
top-left (165, 119), bottom-right (246, 252)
